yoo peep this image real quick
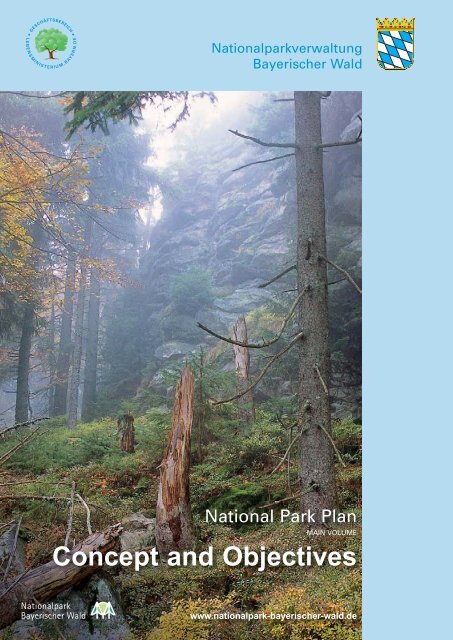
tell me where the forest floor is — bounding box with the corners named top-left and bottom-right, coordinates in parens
top-left (0, 410), bottom-right (362, 639)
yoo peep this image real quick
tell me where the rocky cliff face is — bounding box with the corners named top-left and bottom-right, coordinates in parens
top-left (109, 93), bottom-right (361, 415)
top-left (141, 136), bottom-right (296, 353)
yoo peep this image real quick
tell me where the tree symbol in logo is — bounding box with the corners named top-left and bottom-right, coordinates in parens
top-left (90, 601), bottom-right (116, 619)
top-left (35, 28), bottom-right (68, 60)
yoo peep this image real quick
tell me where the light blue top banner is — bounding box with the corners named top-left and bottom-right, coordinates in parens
top-left (1, 2), bottom-right (450, 639)
top-left (0, 2), bottom-right (426, 90)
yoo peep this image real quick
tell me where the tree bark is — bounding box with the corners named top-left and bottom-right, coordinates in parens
top-left (81, 267), bottom-right (100, 422)
top-left (14, 303), bottom-right (34, 424)
top-left (14, 223), bottom-right (44, 424)
top-left (118, 413), bottom-right (135, 453)
top-left (156, 364), bottom-right (195, 556)
top-left (52, 257), bottom-right (75, 416)
top-left (66, 268), bottom-right (86, 429)
top-left (232, 316), bottom-right (254, 424)
top-left (196, 348), bottom-right (206, 462)
top-left (0, 525), bottom-right (122, 630)
top-left (67, 219), bottom-right (92, 429)
top-left (295, 91), bottom-right (337, 523)
top-left (47, 298), bottom-right (56, 416)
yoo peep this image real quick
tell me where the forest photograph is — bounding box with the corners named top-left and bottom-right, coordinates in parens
top-left (0, 91), bottom-right (362, 639)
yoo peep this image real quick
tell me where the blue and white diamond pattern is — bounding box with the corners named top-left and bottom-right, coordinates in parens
top-left (377, 30), bottom-right (413, 69)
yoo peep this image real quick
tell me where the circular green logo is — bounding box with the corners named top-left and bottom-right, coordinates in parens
top-left (26, 18), bottom-right (77, 69)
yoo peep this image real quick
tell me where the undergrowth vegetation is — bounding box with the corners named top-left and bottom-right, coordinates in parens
top-left (0, 411), bottom-right (361, 638)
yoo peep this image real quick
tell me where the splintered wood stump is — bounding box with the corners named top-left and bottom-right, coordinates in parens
top-left (155, 364), bottom-right (195, 556)
top-left (233, 316), bottom-right (255, 424)
top-left (0, 525), bottom-right (122, 630)
top-left (118, 413), bottom-right (135, 453)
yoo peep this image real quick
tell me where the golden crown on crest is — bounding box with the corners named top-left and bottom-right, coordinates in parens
top-left (376, 18), bottom-right (415, 31)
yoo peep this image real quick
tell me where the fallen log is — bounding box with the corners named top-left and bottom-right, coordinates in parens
top-left (0, 523), bottom-right (122, 629)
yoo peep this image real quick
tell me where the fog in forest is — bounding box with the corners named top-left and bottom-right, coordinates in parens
top-left (0, 91), bottom-right (361, 426)
top-left (0, 91), bottom-right (362, 637)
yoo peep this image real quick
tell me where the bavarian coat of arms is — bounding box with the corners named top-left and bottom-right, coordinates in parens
top-left (376, 18), bottom-right (414, 70)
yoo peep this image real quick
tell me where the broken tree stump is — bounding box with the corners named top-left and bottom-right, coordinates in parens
top-left (155, 364), bottom-right (195, 556)
top-left (0, 524), bottom-right (122, 630)
top-left (117, 413), bottom-right (135, 453)
top-left (233, 316), bottom-right (255, 424)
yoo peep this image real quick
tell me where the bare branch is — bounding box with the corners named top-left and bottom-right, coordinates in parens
top-left (229, 129), bottom-right (299, 149)
top-left (0, 565), bottom-right (33, 602)
top-left (318, 115), bottom-right (362, 150)
top-left (0, 495), bottom-right (70, 503)
top-left (0, 417), bottom-right (49, 438)
top-left (268, 424), bottom-right (303, 477)
top-left (319, 139), bottom-right (361, 150)
top-left (3, 518), bottom-right (22, 581)
top-left (258, 493), bottom-right (301, 509)
top-left (0, 493), bottom-right (99, 532)
top-left (198, 288), bottom-right (305, 350)
top-left (76, 493), bottom-right (93, 535)
top-left (314, 364), bottom-right (329, 395)
top-left (0, 427), bottom-right (44, 466)
top-left (197, 323), bottom-right (255, 347)
top-left (232, 152), bottom-right (294, 172)
top-left (64, 482), bottom-right (76, 547)
top-left (258, 264), bottom-right (296, 288)
top-left (2, 91), bottom-right (69, 100)
top-left (319, 255), bottom-right (362, 294)
top-left (213, 332), bottom-right (304, 405)
top-left (0, 521), bottom-right (15, 535)
top-left (0, 481), bottom-right (72, 488)
top-left (273, 98), bottom-right (295, 102)
top-left (317, 423), bottom-right (347, 468)
top-left (257, 484), bottom-right (317, 510)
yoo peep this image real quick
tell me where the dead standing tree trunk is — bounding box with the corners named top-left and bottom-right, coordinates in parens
top-left (233, 316), bottom-right (255, 424)
top-left (295, 91), bottom-right (337, 522)
top-left (156, 364), bottom-right (195, 556)
top-left (117, 413), bottom-right (135, 453)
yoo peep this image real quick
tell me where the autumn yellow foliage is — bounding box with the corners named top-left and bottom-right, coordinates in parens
top-left (148, 595), bottom-right (235, 640)
top-left (0, 127), bottom-right (88, 301)
top-left (263, 585), bottom-right (361, 640)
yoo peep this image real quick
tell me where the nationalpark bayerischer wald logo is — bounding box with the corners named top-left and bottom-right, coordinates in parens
top-left (26, 18), bottom-right (77, 68)
top-left (90, 602), bottom-right (116, 620)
